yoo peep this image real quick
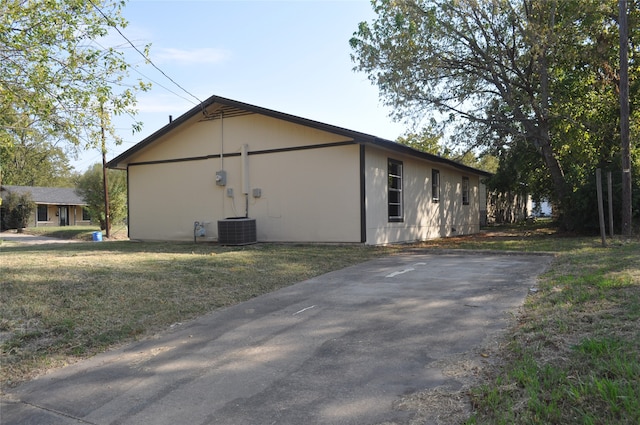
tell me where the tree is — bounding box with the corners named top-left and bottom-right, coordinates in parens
top-left (1, 191), bottom-right (35, 230)
top-left (396, 125), bottom-right (442, 155)
top-left (620, 0), bottom-right (632, 235)
top-left (351, 0), bottom-right (639, 229)
top-left (75, 163), bottom-right (126, 233)
top-left (1, 0), bottom-right (148, 155)
top-left (397, 125), bottom-right (499, 172)
top-left (0, 120), bottom-right (75, 187)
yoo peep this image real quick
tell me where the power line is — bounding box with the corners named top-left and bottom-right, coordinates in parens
top-left (88, 37), bottom-right (198, 106)
top-left (87, 0), bottom-right (204, 107)
top-left (129, 65), bottom-right (199, 106)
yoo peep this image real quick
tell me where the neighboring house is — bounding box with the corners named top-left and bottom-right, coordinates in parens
top-left (0, 185), bottom-right (90, 228)
top-left (107, 95), bottom-right (491, 245)
top-left (530, 198), bottom-right (552, 217)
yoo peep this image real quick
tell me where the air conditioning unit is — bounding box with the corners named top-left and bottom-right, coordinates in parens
top-left (217, 217), bottom-right (257, 245)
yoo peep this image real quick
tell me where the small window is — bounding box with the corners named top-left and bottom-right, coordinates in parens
top-left (37, 205), bottom-right (48, 221)
top-left (462, 177), bottom-right (470, 205)
top-left (388, 159), bottom-right (403, 222)
top-left (432, 169), bottom-right (440, 203)
top-left (82, 207), bottom-right (91, 221)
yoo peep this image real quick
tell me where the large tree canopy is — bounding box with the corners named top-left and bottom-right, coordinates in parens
top-left (351, 0), bottom-right (639, 229)
top-left (0, 0), bottom-right (148, 157)
top-left (0, 130), bottom-right (75, 187)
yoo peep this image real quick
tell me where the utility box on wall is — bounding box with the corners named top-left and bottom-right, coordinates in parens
top-left (215, 170), bottom-right (226, 186)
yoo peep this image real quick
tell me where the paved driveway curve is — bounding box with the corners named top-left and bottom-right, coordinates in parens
top-left (1, 252), bottom-right (552, 425)
top-left (0, 232), bottom-right (81, 245)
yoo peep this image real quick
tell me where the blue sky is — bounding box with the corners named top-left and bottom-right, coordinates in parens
top-left (72, 0), bottom-right (409, 171)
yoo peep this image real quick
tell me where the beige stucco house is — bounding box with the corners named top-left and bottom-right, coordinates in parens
top-left (107, 95), bottom-right (490, 245)
top-left (0, 185), bottom-right (90, 229)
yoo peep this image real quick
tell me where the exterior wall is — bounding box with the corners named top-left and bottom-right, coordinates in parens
top-left (128, 160), bottom-right (221, 241)
top-left (365, 147), bottom-right (481, 245)
top-left (126, 113), bottom-right (361, 242)
top-left (246, 144), bottom-right (361, 242)
top-left (129, 113), bottom-right (349, 164)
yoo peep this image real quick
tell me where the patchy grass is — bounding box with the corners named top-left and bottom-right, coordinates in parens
top-left (417, 219), bottom-right (591, 252)
top-left (21, 225), bottom-right (129, 241)
top-left (374, 221), bottom-right (639, 425)
top-left (0, 241), bottom-right (393, 388)
top-left (3, 221), bottom-right (639, 425)
top-left (460, 230), bottom-right (640, 424)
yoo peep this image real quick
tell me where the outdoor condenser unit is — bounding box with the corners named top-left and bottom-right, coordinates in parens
top-left (217, 217), bottom-right (256, 245)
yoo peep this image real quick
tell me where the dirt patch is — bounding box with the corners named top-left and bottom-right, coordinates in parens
top-left (377, 333), bottom-right (509, 425)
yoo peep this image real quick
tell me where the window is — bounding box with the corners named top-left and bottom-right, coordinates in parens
top-left (82, 207), bottom-right (91, 221)
top-left (37, 205), bottom-right (48, 222)
top-left (388, 159), bottom-right (403, 222)
top-left (462, 177), bottom-right (470, 205)
top-left (432, 169), bottom-right (440, 203)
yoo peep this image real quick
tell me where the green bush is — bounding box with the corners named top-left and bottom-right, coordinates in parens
top-left (1, 191), bottom-right (35, 230)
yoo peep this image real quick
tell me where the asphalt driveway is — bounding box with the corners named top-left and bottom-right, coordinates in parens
top-left (1, 252), bottom-right (552, 425)
top-left (0, 231), bottom-right (82, 245)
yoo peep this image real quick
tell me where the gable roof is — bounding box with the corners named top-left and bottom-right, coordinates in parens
top-left (107, 94), bottom-right (491, 177)
top-left (1, 185), bottom-right (86, 206)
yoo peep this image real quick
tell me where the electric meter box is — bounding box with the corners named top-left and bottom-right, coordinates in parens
top-left (215, 170), bottom-right (227, 186)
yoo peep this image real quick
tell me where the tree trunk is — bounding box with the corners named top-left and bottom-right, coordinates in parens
top-left (537, 37), bottom-right (572, 229)
top-left (538, 132), bottom-right (571, 225)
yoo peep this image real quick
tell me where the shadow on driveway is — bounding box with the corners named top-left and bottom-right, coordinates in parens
top-left (1, 251), bottom-right (552, 425)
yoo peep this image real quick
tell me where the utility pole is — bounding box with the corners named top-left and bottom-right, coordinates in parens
top-left (100, 104), bottom-right (111, 239)
top-left (619, 0), bottom-right (632, 236)
top-left (596, 169), bottom-right (607, 247)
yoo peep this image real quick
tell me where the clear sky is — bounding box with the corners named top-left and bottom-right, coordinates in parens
top-left (72, 0), bottom-right (409, 171)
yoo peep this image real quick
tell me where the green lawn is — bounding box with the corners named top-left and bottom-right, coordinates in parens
top-left (463, 233), bottom-right (640, 424)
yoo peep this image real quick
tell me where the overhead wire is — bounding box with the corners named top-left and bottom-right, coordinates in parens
top-left (68, 0), bottom-right (215, 171)
top-left (128, 65), bottom-right (199, 106)
top-left (86, 0), bottom-right (205, 109)
top-left (88, 37), bottom-right (197, 106)
top-left (86, 39), bottom-right (198, 144)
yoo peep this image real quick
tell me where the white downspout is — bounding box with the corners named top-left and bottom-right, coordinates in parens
top-left (220, 111), bottom-right (224, 170)
top-left (241, 144), bottom-right (249, 217)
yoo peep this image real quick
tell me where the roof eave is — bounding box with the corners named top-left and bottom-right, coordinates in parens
top-left (365, 137), bottom-right (492, 177)
top-left (106, 95), bottom-right (492, 178)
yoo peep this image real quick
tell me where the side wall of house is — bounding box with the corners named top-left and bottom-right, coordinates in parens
top-left (127, 114), bottom-right (361, 242)
top-left (364, 147), bottom-right (481, 245)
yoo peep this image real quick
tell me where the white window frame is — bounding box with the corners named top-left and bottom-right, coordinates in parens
top-left (388, 159), bottom-right (403, 222)
top-left (462, 176), bottom-right (470, 205)
top-left (432, 169), bottom-right (440, 203)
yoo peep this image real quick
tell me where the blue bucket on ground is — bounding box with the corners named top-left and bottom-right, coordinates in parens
top-left (92, 231), bottom-right (103, 242)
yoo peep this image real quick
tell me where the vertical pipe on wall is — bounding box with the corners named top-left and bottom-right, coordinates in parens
top-left (241, 144), bottom-right (249, 194)
top-left (219, 111), bottom-right (225, 219)
top-left (241, 144), bottom-right (249, 217)
top-left (220, 111), bottom-right (224, 170)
